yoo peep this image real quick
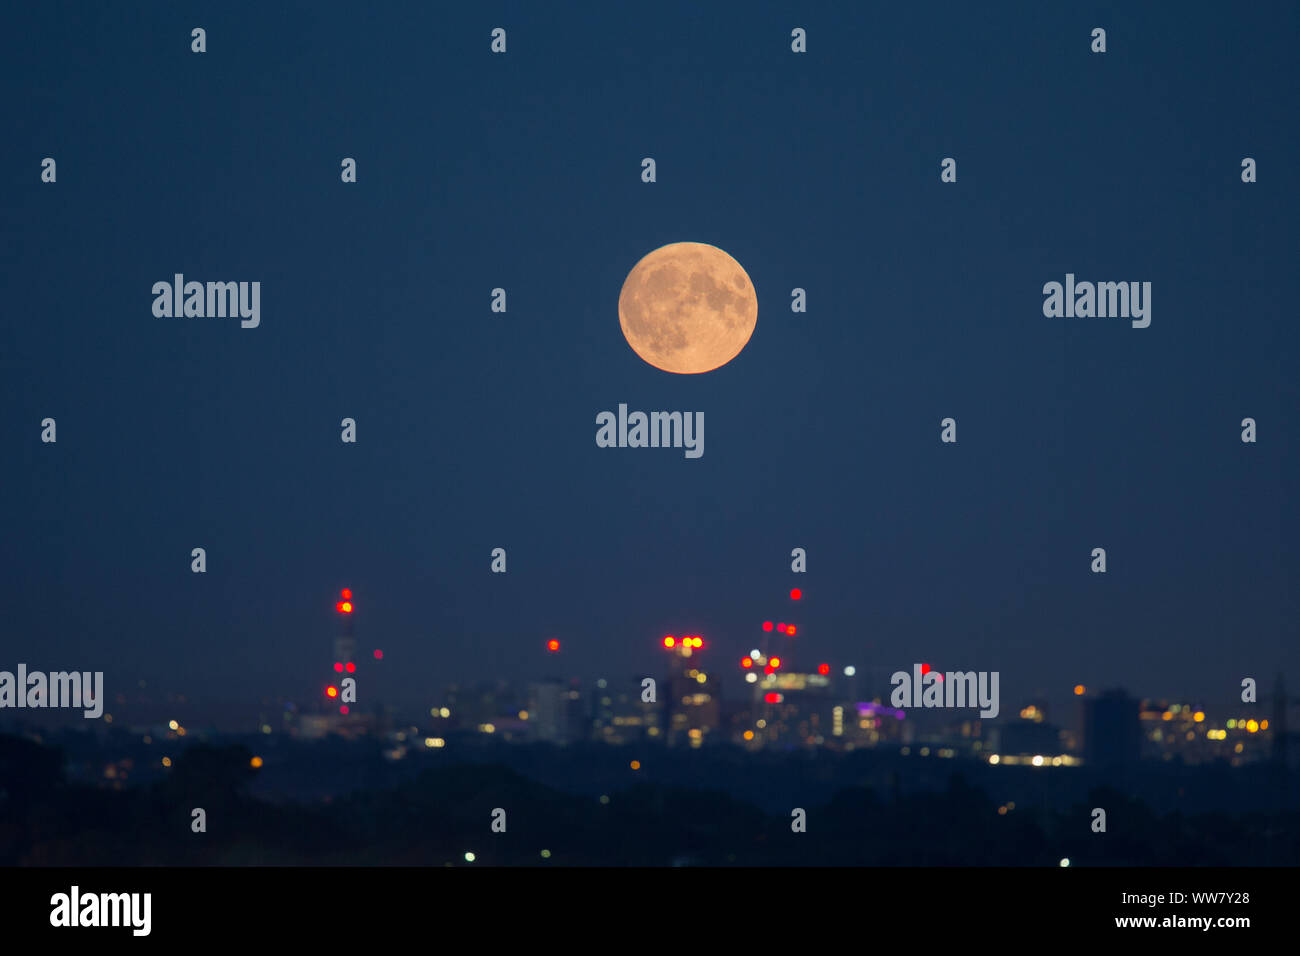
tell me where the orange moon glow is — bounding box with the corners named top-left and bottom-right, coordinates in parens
top-left (618, 242), bottom-right (758, 374)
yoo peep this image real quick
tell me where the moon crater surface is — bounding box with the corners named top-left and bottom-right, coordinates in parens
top-left (618, 242), bottom-right (758, 374)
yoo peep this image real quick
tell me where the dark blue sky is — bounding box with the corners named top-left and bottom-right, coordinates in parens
top-left (3, 2), bottom-right (1296, 724)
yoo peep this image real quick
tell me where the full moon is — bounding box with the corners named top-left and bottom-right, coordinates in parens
top-left (618, 242), bottom-right (758, 374)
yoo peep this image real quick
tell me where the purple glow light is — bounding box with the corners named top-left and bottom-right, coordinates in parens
top-left (856, 702), bottom-right (906, 720)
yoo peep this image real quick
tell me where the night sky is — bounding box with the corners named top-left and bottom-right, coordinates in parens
top-left (3, 2), bottom-right (1296, 725)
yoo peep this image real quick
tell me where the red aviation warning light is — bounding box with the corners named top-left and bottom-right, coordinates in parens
top-left (818, 663), bottom-right (830, 676)
top-left (546, 639), bottom-right (560, 652)
top-left (741, 657), bottom-right (753, 668)
top-left (786, 624), bottom-right (797, 636)
top-left (790, 588), bottom-right (802, 600)
top-left (330, 588), bottom-right (359, 696)
top-left (762, 621), bottom-right (773, 632)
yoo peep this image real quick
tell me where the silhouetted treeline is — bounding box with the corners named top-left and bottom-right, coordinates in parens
top-left (2, 734), bottom-right (1297, 865)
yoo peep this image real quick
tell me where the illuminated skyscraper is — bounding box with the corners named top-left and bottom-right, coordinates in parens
top-left (591, 679), bottom-right (661, 744)
top-left (751, 668), bottom-right (834, 748)
top-left (662, 635), bottom-right (719, 747)
top-left (528, 679), bottom-right (583, 744)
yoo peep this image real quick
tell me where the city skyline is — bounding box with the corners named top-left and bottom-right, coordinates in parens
top-left (10, 639), bottom-right (1285, 772)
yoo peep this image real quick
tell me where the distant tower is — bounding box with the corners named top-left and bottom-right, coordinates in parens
top-left (325, 588), bottom-right (357, 718)
top-left (1272, 674), bottom-right (1288, 766)
top-left (1082, 688), bottom-right (1140, 768)
top-left (334, 588), bottom-right (356, 668)
top-left (1270, 674), bottom-right (1290, 811)
top-left (300, 587), bottom-right (359, 737)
